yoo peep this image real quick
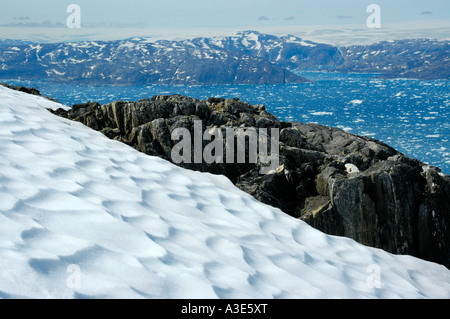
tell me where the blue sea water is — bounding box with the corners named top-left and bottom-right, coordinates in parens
top-left (3, 72), bottom-right (449, 174)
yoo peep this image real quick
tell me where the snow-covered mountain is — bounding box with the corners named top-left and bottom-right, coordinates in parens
top-left (1, 31), bottom-right (447, 84)
top-left (0, 31), bottom-right (321, 85)
top-left (336, 39), bottom-right (450, 80)
top-left (187, 31), bottom-right (344, 70)
top-left (0, 85), bottom-right (449, 298)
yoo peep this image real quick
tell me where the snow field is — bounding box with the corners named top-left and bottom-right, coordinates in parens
top-left (0, 85), bottom-right (449, 299)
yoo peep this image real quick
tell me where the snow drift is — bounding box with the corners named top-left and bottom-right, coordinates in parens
top-left (0, 85), bottom-right (449, 299)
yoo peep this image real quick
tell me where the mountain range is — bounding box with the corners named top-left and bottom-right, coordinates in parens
top-left (1, 31), bottom-right (447, 84)
top-left (336, 39), bottom-right (450, 80)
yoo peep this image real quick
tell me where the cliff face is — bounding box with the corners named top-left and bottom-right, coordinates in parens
top-left (49, 94), bottom-right (450, 268)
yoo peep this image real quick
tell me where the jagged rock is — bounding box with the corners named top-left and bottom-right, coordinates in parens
top-left (49, 94), bottom-right (450, 268)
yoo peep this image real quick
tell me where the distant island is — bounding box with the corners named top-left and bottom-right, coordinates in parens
top-left (1, 31), bottom-right (448, 85)
top-left (336, 39), bottom-right (450, 80)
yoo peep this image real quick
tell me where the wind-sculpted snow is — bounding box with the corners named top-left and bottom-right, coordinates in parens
top-left (0, 86), bottom-right (449, 298)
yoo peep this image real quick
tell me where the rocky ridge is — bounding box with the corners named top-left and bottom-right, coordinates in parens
top-left (48, 93), bottom-right (450, 269)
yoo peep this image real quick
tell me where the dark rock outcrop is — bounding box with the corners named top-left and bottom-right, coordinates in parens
top-left (50, 94), bottom-right (450, 268)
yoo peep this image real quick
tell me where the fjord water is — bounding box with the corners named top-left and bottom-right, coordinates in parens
top-left (4, 72), bottom-right (449, 174)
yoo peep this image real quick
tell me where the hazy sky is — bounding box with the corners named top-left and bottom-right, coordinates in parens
top-left (1, 0), bottom-right (449, 28)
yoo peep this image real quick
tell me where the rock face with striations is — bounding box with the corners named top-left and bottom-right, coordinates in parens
top-left (50, 94), bottom-right (450, 268)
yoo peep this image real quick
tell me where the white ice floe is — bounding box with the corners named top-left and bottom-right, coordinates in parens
top-left (0, 85), bottom-right (449, 299)
top-left (337, 125), bottom-right (353, 132)
top-left (310, 111), bottom-right (333, 116)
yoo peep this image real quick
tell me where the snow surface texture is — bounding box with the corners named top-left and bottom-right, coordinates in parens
top-left (0, 86), bottom-right (449, 299)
